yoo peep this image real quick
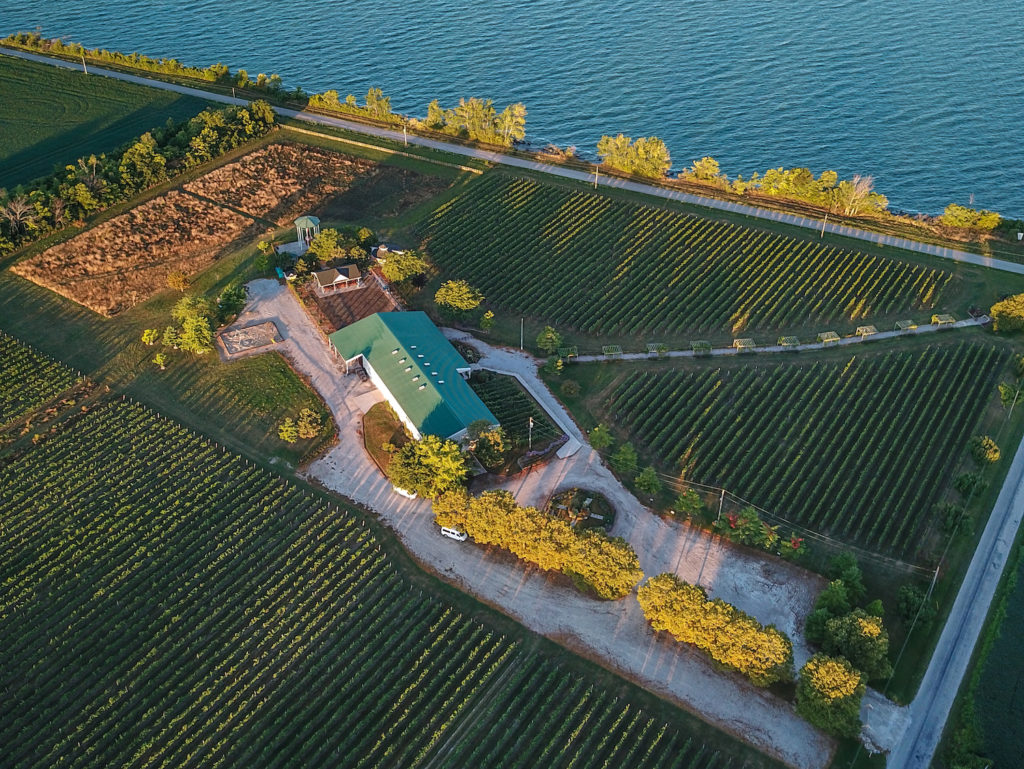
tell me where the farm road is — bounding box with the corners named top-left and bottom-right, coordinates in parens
top-left (4, 46), bottom-right (1023, 276)
top-left (236, 279), bottom-right (835, 769)
top-left (572, 315), bottom-right (988, 361)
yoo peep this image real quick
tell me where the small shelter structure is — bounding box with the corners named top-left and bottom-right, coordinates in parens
top-left (602, 344), bottom-right (623, 358)
top-left (328, 311), bottom-right (498, 442)
top-left (817, 331), bottom-right (840, 345)
top-left (856, 325), bottom-right (878, 339)
top-left (294, 215), bottom-right (321, 251)
top-left (691, 340), bottom-right (712, 355)
top-left (932, 314), bottom-right (956, 327)
top-left (313, 265), bottom-right (362, 295)
top-left (778, 336), bottom-right (800, 348)
top-left (647, 342), bottom-right (669, 357)
top-left (733, 338), bottom-right (755, 352)
top-left (557, 346), bottom-right (579, 360)
top-left (895, 319), bottom-right (917, 332)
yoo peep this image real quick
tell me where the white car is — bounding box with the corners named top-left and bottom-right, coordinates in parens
top-left (439, 526), bottom-right (468, 542)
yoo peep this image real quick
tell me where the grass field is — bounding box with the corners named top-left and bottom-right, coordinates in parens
top-left (0, 369), bottom-right (779, 769)
top-left (0, 54), bottom-right (211, 189)
top-left (419, 173), bottom-right (959, 343)
top-left (589, 340), bottom-right (1007, 557)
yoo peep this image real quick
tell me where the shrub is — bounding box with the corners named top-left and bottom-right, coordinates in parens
top-left (897, 584), bottom-right (937, 628)
top-left (296, 408), bottom-right (322, 439)
top-left (954, 472), bottom-right (986, 498)
top-left (968, 435), bottom-right (1000, 464)
top-left (635, 466), bottom-right (662, 496)
top-left (610, 442), bottom-right (638, 475)
top-left (278, 418), bottom-right (298, 443)
top-left (560, 380), bottom-right (581, 397)
top-left (991, 294), bottom-right (1024, 332)
top-left (672, 489), bottom-right (705, 520)
top-left (828, 553), bottom-right (867, 605)
top-left (637, 573), bottom-right (794, 687)
top-left (588, 423), bottom-right (614, 450)
top-left (796, 654), bottom-right (866, 737)
top-left (435, 279), bottom-right (483, 313)
top-left (823, 609), bottom-right (893, 680)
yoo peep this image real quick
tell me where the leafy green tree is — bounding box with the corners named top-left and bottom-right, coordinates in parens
top-left (940, 203), bottom-right (1001, 232)
top-left (682, 156), bottom-right (726, 183)
top-left (380, 249), bottom-right (429, 283)
top-left (152, 352), bottom-right (167, 370)
top-left (296, 408), bottom-right (323, 439)
top-left (388, 435), bottom-right (468, 498)
top-left (141, 328), bottom-right (160, 346)
top-left (991, 294), bottom-right (1024, 332)
top-left (356, 226), bottom-right (374, 245)
top-left (897, 584), bottom-right (937, 628)
top-left (610, 442), bottom-right (638, 475)
top-left (796, 654), bottom-right (866, 738)
top-left (162, 325), bottom-right (181, 349)
top-left (638, 573), bottom-right (794, 686)
top-left (635, 466), bottom-right (662, 496)
top-left (118, 133), bottom-right (167, 194)
top-left (999, 381), bottom-right (1021, 408)
top-left (217, 284), bottom-right (246, 323)
top-left (828, 553), bottom-right (867, 605)
top-left (568, 529), bottom-right (643, 600)
top-left (672, 488), bottom-right (705, 519)
top-left (278, 417), bottom-right (298, 443)
top-left (497, 103), bottom-right (528, 145)
top-left (179, 315), bottom-right (213, 354)
top-left (823, 609), bottom-right (893, 680)
top-left (589, 423), bottom-right (614, 451)
top-left (474, 427), bottom-right (506, 469)
top-left (815, 580), bottom-right (852, 616)
top-left (536, 325), bottom-right (563, 355)
top-left (306, 228), bottom-right (343, 264)
top-left (597, 134), bottom-right (671, 178)
top-left (954, 472), bottom-right (986, 498)
top-left (435, 280), bottom-right (484, 313)
top-left (480, 310), bottom-right (495, 331)
top-left (968, 435), bottom-right (1000, 464)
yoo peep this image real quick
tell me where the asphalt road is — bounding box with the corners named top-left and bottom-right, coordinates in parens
top-left (4, 46), bottom-right (1023, 276)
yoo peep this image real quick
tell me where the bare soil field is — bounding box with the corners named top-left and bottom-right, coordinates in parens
top-left (299, 281), bottom-right (397, 333)
top-left (184, 142), bottom-right (375, 224)
top-left (13, 191), bottom-right (253, 316)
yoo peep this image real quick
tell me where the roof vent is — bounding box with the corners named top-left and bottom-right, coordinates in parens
top-left (418, 384), bottom-right (427, 390)
top-left (398, 357), bottom-right (407, 364)
top-left (424, 362), bottom-right (430, 367)
top-left (438, 380), bottom-right (445, 384)
top-left (410, 345), bottom-right (417, 349)
top-left (431, 371), bottom-right (438, 376)
top-left (417, 354), bottom-right (424, 358)
top-left (404, 366), bottom-right (413, 372)
top-left (412, 375), bottom-right (420, 381)
top-left (391, 348), bottom-right (399, 354)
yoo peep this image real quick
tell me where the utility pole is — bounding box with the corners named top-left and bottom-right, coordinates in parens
top-left (403, 125), bottom-right (408, 146)
top-left (593, 165), bottom-right (599, 189)
top-left (820, 214), bottom-right (828, 238)
top-left (716, 488), bottom-right (725, 524)
top-left (520, 318), bottom-right (524, 350)
top-left (81, 52), bottom-right (88, 75)
top-left (528, 416), bottom-right (534, 450)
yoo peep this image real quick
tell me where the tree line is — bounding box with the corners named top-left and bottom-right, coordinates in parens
top-left (434, 488), bottom-right (642, 600)
top-left (0, 101), bottom-right (275, 255)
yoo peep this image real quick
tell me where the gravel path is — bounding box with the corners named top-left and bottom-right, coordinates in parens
top-left (237, 279), bottom-right (834, 768)
top-left (4, 47), bottom-right (1022, 276)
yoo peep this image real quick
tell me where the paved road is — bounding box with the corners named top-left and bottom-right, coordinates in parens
top-left (4, 46), bottom-right (1023, 276)
top-left (882, 425), bottom-right (1024, 768)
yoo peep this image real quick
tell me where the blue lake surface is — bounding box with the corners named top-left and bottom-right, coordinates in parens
top-left (3, 0), bottom-right (1022, 215)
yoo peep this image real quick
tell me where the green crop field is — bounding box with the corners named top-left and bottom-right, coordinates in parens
top-left (420, 174), bottom-right (954, 339)
top-left (0, 330), bottom-right (78, 424)
top-left (0, 54), bottom-right (212, 189)
top-left (600, 341), bottom-right (1006, 556)
top-left (0, 342), bottom-right (775, 769)
top-left (469, 371), bottom-right (562, 448)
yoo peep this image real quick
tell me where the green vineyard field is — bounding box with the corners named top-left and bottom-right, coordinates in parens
top-left (0, 389), bottom-right (761, 766)
top-left (0, 331), bottom-right (78, 425)
top-left (469, 371), bottom-right (563, 447)
top-left (421, 174), bottom-right (953, 338)
top-left (604, 342), bottom-right (1006, 556)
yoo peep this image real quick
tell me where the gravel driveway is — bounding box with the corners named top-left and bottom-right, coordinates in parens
top-left (241, 279), bottom-right (835, 768)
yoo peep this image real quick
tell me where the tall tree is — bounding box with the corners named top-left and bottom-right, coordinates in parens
top-left (795, 654), bottom-right (866, 737)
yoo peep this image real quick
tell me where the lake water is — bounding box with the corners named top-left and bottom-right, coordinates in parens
top-left (4, 0), bottom-right (1022, 215)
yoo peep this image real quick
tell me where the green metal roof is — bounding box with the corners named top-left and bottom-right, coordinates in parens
top-left (328, 312), bottom-right (498, 439)
top-left (294, 215), bottom-right (321, 228)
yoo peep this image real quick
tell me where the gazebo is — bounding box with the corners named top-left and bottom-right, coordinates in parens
top-left (733, 338), bottom-right (756, 352)
top-left (932, 314), bottom-right (956, 327)
top-left (817, 331), bottom-right (840, 345)
top-left (691, 340), bottom-right (712, 356)
top-left (778, 336), bottom-right (800, 348)
top-left (856, 325), bottom-right (878, 339)
top-left (601, 344), bottom-right (623, 359)
top-left (646, 342), bottom-right (668, 357)
top-left (294, 215), bottom-right (321, 251)
top-left (895, 319), bottom-right (917, 332)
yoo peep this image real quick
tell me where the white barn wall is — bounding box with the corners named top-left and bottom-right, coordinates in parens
top-left (356, 356), bottom-right (423, 441)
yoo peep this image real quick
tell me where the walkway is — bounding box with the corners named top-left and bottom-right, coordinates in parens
top-left (4, 46), bottom-right (1022, 276)
top-left (236, 279), bottom-right (834, 769)
top-left (573, 316), bottom-right (988, 362)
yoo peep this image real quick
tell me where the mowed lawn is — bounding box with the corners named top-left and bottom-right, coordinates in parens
top-left (0, 54), bottom-right (211, 188)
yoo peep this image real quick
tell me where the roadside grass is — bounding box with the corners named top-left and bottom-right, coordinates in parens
top-left (0, 53), bottom-right (212, 189)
